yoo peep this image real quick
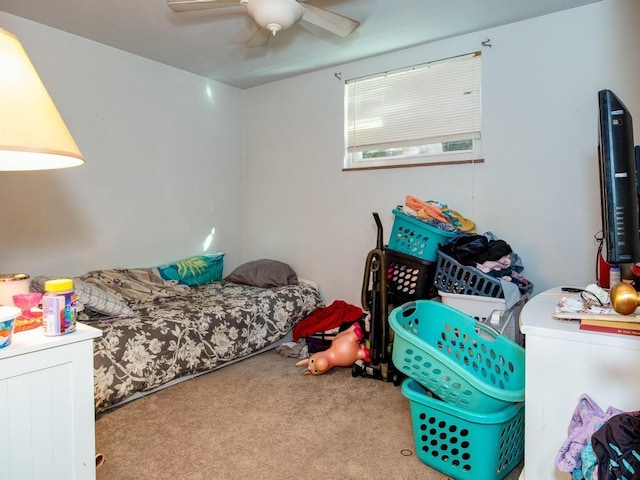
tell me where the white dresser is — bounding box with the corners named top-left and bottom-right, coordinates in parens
top-left (0, 323), bottom-right (102, 480)
top-left (519, 287), bottom-right (640, 479)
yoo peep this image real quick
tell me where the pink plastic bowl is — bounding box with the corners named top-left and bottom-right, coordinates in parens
top-left (12, 292), bottom-right (43, 318)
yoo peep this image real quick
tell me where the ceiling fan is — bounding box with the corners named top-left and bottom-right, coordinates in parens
top-left (167, 0), bottom-right (360, 47)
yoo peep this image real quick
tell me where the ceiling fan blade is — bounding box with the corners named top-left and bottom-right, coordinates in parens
top-left (244, 25), bottom-right (272, 47)
top-left (300, 4), bottom-right (359, 37)
top-left (167, 0), bottom-right (241, 13)
top-left (232, 20), bottom-right (270, 47)
top-left (231, 19), bottom-right (258, 44)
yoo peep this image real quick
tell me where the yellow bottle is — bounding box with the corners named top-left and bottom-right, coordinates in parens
top-left (42, 278), bottom-right (77, 336)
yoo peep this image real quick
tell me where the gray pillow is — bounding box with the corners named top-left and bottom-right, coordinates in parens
top-left (224, 259), bottom-right (298, 288)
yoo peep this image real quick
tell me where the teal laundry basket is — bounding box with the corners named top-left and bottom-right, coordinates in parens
top-left (402, 379), bottom-right (524, 480)
top-left (390, 300), bottom-right (525, 413)
top-left (387, 208), bottom-right (459, 262)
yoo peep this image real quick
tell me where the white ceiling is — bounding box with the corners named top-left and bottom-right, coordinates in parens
top-left (0, 0), bottom-right (600, 89)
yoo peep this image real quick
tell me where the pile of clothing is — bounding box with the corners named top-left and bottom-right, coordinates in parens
top-left (401, 195), bottom-right (476, 233)
top-left (275, 300), bottom-right (364, 359)
top-left (556, 394), bottom-right (640, 480)
top-left (439, 232), bottom-right (532, 294)
top-left (400, 195), bottom-right (532, 306)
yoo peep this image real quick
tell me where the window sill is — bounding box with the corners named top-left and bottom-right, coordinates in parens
top-left (342, 158), bottom-right (485, 172)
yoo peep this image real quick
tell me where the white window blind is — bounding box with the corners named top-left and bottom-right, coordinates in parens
top-left (345, 52), bottom-right (482, 169)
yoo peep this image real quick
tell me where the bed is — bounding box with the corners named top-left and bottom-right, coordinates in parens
top-left (31, 257), bottom-right (324, 414)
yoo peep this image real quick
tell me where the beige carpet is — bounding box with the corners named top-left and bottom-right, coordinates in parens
top-left (95, 349), bottom-right (523, 480)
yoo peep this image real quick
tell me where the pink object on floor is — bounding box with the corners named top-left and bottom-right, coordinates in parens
top-left (296, 323), bottom-right (370, 375)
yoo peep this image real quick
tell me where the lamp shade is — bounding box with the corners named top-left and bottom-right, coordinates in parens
top-left (0, 29), bottom-right (84, 171)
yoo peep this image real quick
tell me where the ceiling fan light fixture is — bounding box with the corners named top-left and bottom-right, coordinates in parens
top-left (246, 0), bottom-right (303, 35)
top-left (266, 23), bottom-right (282, 36)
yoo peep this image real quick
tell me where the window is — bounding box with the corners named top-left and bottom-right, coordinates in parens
top-left (344, 52), bottom-right (482, 170)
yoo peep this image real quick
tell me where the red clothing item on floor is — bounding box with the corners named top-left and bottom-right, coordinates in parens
top-left (292, 300), bottom-right (363, 341)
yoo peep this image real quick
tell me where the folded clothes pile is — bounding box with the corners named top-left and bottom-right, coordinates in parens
top-left (402, 195), bottom-right (476, 233)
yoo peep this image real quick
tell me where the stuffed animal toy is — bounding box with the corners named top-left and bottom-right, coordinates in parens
top-left (296, 323), bottom-right (370, 375)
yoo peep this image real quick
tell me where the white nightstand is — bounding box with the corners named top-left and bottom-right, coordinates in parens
top-left (0, 323), bottom-right (102, 480)
top-left (520, 287), bottom-right (640, 479)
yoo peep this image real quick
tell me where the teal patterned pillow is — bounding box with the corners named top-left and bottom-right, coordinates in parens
top-left (157, 253), bottom-right (225, 286)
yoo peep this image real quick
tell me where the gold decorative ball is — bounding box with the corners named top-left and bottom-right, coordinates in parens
top-left (610, 282), bottom-right (639, 315)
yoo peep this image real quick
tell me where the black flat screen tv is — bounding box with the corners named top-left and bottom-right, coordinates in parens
top-left (598, 89), bottom-right (640, 265)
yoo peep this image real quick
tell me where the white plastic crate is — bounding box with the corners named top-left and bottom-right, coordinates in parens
top-left (439, 292), bottom-right (526, 345)
top-left (439, 291), bottom-right (506, 321)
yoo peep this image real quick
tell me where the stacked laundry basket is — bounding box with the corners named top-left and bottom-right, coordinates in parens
top-left (390, 300), bottom-right (526, 480)
top-left (384, 201), bottom-right (528, 478)
top-left (432, 248), bottom-right (534, 346)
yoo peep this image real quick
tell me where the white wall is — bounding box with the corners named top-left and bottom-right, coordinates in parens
top-left (0, 13), bottom-right (245, 278)
top-left (244, 0), bottom-right (640, 306)
top-left (2, 1), bottom-right (638, 306)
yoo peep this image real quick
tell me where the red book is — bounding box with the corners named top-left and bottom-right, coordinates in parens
top-left (580, 319), bottom-right (640, 337)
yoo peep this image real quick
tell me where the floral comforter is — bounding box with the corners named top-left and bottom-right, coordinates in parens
top-left (90, 280), bottom-right (323, 413)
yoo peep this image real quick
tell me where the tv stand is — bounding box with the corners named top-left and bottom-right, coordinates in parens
top-left (519, 287), bottom-right (640, 479)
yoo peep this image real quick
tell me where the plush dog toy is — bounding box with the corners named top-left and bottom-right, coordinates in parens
top-left (296, 323), bottom-right (370, 375)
